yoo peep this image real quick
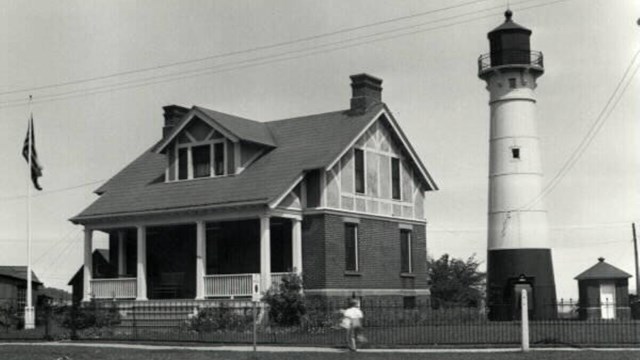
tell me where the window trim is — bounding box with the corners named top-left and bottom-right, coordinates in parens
top-left (173, 138), bottom-right (227, 181)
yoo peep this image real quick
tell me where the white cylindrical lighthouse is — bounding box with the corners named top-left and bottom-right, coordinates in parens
top-left (478, 10), bottom-right (557, 320)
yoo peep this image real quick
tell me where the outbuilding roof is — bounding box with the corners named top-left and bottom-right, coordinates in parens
top-left (574, 257), bottom-right (632, 280)
top-left (0, 266), bottom-right (42, 285)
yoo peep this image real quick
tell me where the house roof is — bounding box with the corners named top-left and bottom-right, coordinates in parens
top-left (0, 266), bottom-right (42, 285)
top-left (72, 102), bottom-right (436, 223)
top-left (574, 258), bottom-right (632, 280)
top-left (154, 106), bottom-right (277, 153)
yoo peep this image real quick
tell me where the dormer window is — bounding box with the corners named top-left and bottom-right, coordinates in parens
top-left (175, 139), bottom-right (226, 181)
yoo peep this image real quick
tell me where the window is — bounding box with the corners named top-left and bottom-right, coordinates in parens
top-left (355, 149), bottom-right (365, 194)
top-left (214, 142), bottom-right (225, 176)
top-left (175, 140), bottom-right (226, 180)
top-left (178, 148), bottom-right (188, 180)
top-left (192, 145), bottom-right (211, 178)
top-left (345, 223), bottom-right (359, 271)
top-left (511, 147), bottom-right (520, 160)
top-left (400, 229), bottom-right (412, 273)
top-left (391, 157), bottom-right (401, 200)
top-left (508, 78), bottom-right (517, 88)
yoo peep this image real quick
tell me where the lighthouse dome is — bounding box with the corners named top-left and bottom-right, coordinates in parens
top-left (487, 10), bottom-right (533, 66)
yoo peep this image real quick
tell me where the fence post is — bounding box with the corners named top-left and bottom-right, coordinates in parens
top-left (521, 289), bottom-right (529, 352)
top-left (252, 301), bottom-right (257, 353)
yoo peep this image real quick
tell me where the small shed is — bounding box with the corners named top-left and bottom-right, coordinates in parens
top-left (575, 257), bottom-right (632, 320)
top-left (0, 266), bottom-right (43, 307)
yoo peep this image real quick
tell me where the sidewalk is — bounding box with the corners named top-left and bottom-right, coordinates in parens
top-left (1, 342), bottom-right (640, 353)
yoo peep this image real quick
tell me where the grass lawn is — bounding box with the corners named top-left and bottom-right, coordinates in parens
top-left (0, 345), bottom-right (639, 360)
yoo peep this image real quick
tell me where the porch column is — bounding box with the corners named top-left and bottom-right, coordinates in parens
top-left (136, 226), bottom-right (147, 301)
top-left (260, 215), bottom-right (272, 293)
top-left (195, 221), bottom-right (206, 300)
top-left (292, 219), bottom-right (303, 275)
top-left (82, 228), bottom-right (93, 302)
top-left (117, 230), bottom-right (126, 276)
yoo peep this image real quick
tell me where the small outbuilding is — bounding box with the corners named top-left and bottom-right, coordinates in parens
top-left (575, 257), bottom-right (632, 320)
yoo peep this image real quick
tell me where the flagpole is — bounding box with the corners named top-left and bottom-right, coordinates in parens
top-left (25, 95), bottom-right (35, 330)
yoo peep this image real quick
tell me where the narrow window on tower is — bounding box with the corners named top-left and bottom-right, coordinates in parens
top-left (511, 147), bottom-right (521, 160)
top-left (508, 78), bottom-right (517, 88)
top-left (354, 148), bottom-right (365, 194)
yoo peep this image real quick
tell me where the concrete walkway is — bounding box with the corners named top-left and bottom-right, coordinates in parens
top-left (1, 342), bottom-right (640, 353)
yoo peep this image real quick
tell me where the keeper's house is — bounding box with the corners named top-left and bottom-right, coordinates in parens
top-left (70, 74), bottom-right (438, 303)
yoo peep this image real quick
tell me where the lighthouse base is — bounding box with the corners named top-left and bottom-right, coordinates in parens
top-left (486, 248), bottom-right (557, 320)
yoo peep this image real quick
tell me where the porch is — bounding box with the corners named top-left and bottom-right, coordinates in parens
top-left (82, 214), bottom-right (302, 301)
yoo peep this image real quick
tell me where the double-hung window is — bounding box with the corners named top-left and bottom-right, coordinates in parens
top-left (176, 140), bottom-right (226, 180)
top-left (400, 229), bottom-right (412, 273)
top-left (192, 145), bottom-right (211, 178)
top-left (345, 223), bottom-right (359, 271)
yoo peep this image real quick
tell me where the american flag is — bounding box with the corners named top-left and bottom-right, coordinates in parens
top-left (22, 115), bottom-right (43, 191)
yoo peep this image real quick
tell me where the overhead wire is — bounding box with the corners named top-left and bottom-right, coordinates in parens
top-left (0, 0), bottom-right (566, 110)
top-left (0, 0), bottom-right (494, 98)
top-left (521, 47), bottom-right (640, 210)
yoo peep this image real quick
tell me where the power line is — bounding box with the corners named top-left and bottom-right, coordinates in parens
top-left (0, 0), bottom-right (562, 110)
top-left (0, 179), bottom-right (105, 202)
top-left (0, 0), bottom-right (494, 98)
top-left (521, 47), bottom-right (640, 210)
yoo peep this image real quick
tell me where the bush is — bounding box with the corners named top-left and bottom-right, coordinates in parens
top-left (59, 302), bottom-right (120, 330)
top-left (263, 273), bottom-right (306, 326)
top-left (185, 303), bottom-right (252, 332)
top-left (0, 300), bottom-right (19, 331)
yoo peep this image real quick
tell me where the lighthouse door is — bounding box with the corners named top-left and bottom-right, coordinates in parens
top-left (600, 282), bottom-right (616, 319)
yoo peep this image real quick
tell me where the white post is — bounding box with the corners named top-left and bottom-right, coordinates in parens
top-left (195, 221), bottom-right (206, 300)
top-left (82, 228), bottom-right (93, 302)
top-left (136, 226), bottom-right (147, 301)
top-left (292, 219), bottom-right (302, 275)
top-left (117, 230), bottom-right (126, 276)
top-left (521, 289), bottom-right (530, 352)
top-left (260, 215), bottom-right (271, 293)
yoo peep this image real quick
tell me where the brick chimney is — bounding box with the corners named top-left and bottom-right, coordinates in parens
top-left (162, 105), bottom-right (189, 137)
top-left (350, 73), bottom-right (383, 114)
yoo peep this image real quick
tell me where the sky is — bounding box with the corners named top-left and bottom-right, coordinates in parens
top-left (0, 0), bottom-right (638, 300)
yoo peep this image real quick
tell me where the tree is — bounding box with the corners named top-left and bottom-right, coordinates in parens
top-left (427, 254), bottom-right (486, 308)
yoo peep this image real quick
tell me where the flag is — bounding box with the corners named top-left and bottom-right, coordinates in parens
top-left (22, 115), bottom-right (43, 191)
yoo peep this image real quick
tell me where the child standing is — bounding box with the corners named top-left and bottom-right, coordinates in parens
top-left (341, 298), bottom-right (364, 351)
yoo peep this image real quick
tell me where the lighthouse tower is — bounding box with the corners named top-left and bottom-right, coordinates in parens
top-left (478, 10), bottom-right (557, 320)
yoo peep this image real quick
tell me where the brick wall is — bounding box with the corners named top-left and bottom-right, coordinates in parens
top-left (301, 214), bottom-right (326, 290)
top-left (301, 212), bottom-right (427, 293)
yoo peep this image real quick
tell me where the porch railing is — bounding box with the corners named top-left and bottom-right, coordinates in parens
top-left (203, 272), bottom-right (296, 298)
top-left (204, 273), bottom-right (254, 297)
top-left (90, 278), bottom-right (137, 299)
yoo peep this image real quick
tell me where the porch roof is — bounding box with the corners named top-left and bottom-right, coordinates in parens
top-left (71, 104), bottom-right (384, 223)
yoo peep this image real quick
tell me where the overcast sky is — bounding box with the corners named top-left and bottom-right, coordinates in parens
top-left (0, 0), bottom-right (638, 299)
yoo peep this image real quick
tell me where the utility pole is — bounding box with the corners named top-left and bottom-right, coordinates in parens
top-left (633, 223), bottom-right (640, 296)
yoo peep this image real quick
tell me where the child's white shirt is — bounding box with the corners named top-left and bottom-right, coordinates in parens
top-left (344, 307), bottom-right (363, 319)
